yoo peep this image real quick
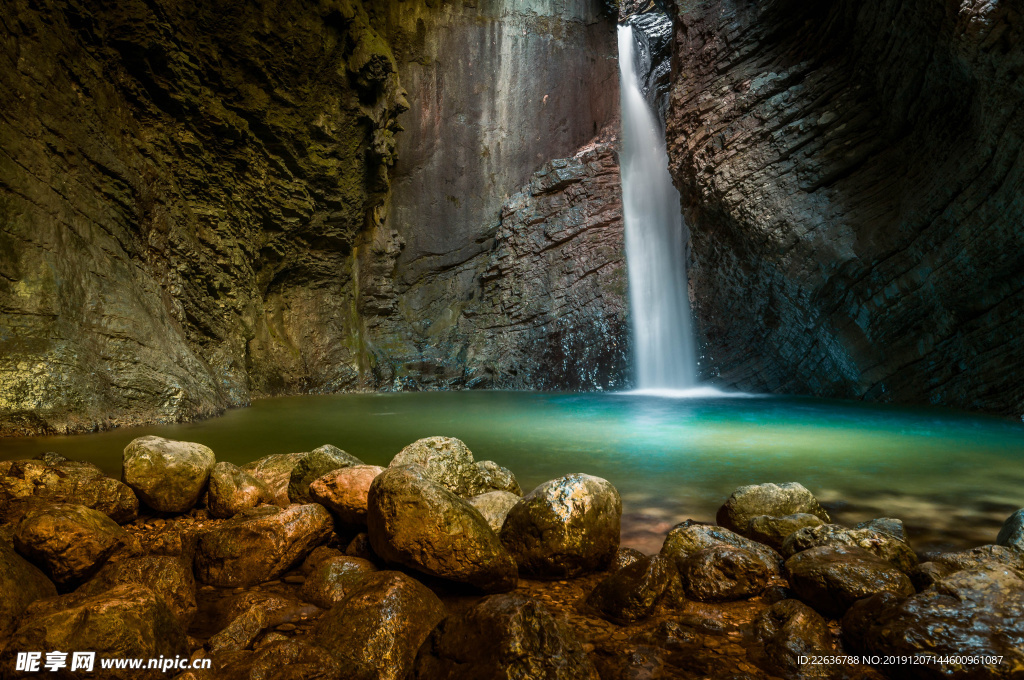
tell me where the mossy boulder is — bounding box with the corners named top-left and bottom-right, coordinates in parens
top-left (389, 437), bottom-right (521, 498)
top-left (301, 555), bottom-right (378, 609)
top-left (786, 545), bottom-right (914, 618)
top-left (122, 436), bottom-right (216, 513)
top-left (288, 445), bottom-right (364, 503)
top-left (660, 519), bottom-right (784, 578)
top-left (242, 452), bottom-right (309, 506)
top-left (781, 524), bottom-right (918, 572)
top-left (208, 461), bottom-right (275, 518)
top-left (717, 482), bottom-right (830, 535)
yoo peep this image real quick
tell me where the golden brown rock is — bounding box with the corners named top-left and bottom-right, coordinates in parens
top-left (309, 465), bottom-right (384, 525)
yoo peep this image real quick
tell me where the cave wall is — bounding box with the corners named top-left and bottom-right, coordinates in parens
top-left (665, 0), bottom-right (1024, 415)
top-left (0, 0), bottom-right (625, 435)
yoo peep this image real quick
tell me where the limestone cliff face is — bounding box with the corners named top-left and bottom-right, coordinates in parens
top-left (666, 0), bottom-right (1024, 415)
top-left (0, 0), bottom-right (625, 434)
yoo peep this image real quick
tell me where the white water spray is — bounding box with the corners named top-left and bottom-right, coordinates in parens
top-left (617, 24), bottom-right (697, 391)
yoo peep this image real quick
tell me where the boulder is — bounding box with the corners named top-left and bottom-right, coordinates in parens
top-left (243, 640), bottom-right (343, 680)
top-left (207, 462), bottom-right (274, 519)
top-left (194, 504), bottom-right (333, 587)
top-left (242, 452), bottom-right (309, 506)
top-left (0, 454), bottom-right (138, 524)
top-left (612, 546), bottom-right (646, 570)
top-left (415, 593), bottom-right (599, 680)
top-left (313, 571), bottom-right (446, 680)
top-left (466, 490), bottom-right (521, 533)
top-left (500, 474), bottom-right (621, 579)
top-left (855, 517), bottom-right (907, 542)
top-left (207, 593), bottom-right (320, 654)
top-left (908, 544), bottom-right (1024, 590)
top-left (844, 566), bottom-right (1024, 678)
top-left (14, 503), bottom-right (129, 588)
top-left (122, 436), bottom-right (216, 513)
top-left (0, 541), bottom-right (56, 641)
top-left (660, 520), bottom-right (783, 577)
top-left (389, 436), bottom-right (521, 497)
top-left (786, 545), bottom-right (915, 617)
top-left (782, 524), bottom-right (918, 572)
top-left (4, 584), bottom-right (187, 679)
top-left (309, 465), bottom-right (384, 525)
top-left (996, 509), bottom-right (1024, 551)
top-left (367, 465), bottom-right (517, 592)
top-left (75, 555), bottom-right (197, 629)
top-left (288, 445), bottom-right (364, 503)
top-left (301, 546), bottom-right (345, 574)
top-left (745, 513), bottom-right (825, 551)
top-left (717, 483), bottom-right (830, 534)
top-left (301, 556), bottom-right (378, 609)
top-left (682, 545), bottom-right (771, 602)
top-left (754, 599), bottom-right (833, 679)
top-left (586, 554), bottom-right (674, 623)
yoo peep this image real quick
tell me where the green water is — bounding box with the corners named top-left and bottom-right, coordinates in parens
top-left (3, 392), bottom-right (1023, 553)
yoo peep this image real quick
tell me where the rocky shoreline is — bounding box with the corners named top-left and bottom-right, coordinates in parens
top-left (1, 437), bottom-right (1022, 679)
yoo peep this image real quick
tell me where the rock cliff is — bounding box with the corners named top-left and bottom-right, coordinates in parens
top-left (665, 0), bottom-right (1024, 416)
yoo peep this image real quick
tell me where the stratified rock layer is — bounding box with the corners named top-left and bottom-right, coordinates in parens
top-left (666, 0), bottom-right (1024, 416)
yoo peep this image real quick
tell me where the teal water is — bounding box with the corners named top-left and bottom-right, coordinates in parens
top-left (3, 392), bottom-right (1023, 553)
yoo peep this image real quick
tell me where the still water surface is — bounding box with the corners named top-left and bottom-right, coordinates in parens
top-left (3, 392), bottom-right (1023, 553)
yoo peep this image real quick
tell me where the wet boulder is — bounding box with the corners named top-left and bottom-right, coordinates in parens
top-left (782, 523), bottom-right (918, 572)
top-left (0, 454), bottom-right (138, 524)
top-left (367, 465), bottom-right (517, 592)
top-left (301, 546), bottom-right (345, 574)
top-left (0, 541), bottom-right (56, 640)
top-left (288, 445), bottom-right (364, 503)
top-left (754, 599), bottom-right (833, 679)
top-left (660, 520), bottom-right (783, 578)
top-left (242, 452), bottom-right (309, 506)
top-left (301, 555), bottom-right (378, 609)
top-left (786, 545), bottom-right (915, 617)
top-left (500, 474), bottom-right (621, 579)
top-left (122, 436), bottom-right (216, 513)
top-left (207, 593), bottom-right (320, 654)
top-left (4, 583), bottom-right (187, 679)
top-left (243, 640), bottom-right (342, 680)
top-left (745, 513), bottom-right (825, 551)
top-left (75, 555), bottom-right (197, 629)
top-left (717, 483), bottom-right (830, 534)
top-left (309, 465), bottom-right (384, 525)
top-left (682, 545), bottom-right (772, 602)
top-left (612, 546), bottom-right (647, 570)
top-left (466, 490), bottom-right (521, 532)
top-left (194, 504), bottom-right (333, 587)
top-left (207, 462), bottom-right (274, 519)
top-left (843, 566), bottom-right (1024, 677)
top-left (14, 503), bottom-right (129, 588)
top-left (996, 508), bottom-right (1024, 551)
top-left (586, 554), bottom-right (675, 623)
top-left (389, 436), bottom-right (521, 497)
top-left (908, 544), bottom-right (1024, 590)
top-left (855, 517), bottom-right (907, 542)
top-left (313, 571), bottom-right (446, 680)
top-left (415, 593), bottom-right (599, 680)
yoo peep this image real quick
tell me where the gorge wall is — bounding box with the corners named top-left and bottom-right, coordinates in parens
top-left (0, 0), bottom-right (624, 435)
top-left (665, 0), bottom-right (1024, 416)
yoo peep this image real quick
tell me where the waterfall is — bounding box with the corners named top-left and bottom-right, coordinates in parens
top-left (617, 24), bottom-right (698, 391)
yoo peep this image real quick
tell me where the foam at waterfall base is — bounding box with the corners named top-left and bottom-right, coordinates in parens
top-left (625, 386), bottom-right (759, 398)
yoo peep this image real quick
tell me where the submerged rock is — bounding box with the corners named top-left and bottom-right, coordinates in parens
top-left (415, 593), bottom-right (599, 680)
top-left (745, 513), bottom-right (825, 551)
top-left (855, 518), bottom-right (907, 542)
top-left (682, 545), bottom-right (771, 602)
top-left (586, 554), bottom-right (674, 624)
top-left (844, 566), bottom-right (1024, 677)
top-left (242, 452), bottom-right (309, 506)
top-left (466, 490), bottom-right (521, 533)
top-left (754, 599), bottom-right (833, 679)
top-left (313, 571), bottom-right (446, 680)
top-left (996, 509), bottom-right (1024, 552)
top-left (194, 504), bottom-right (333, 587)
top-left (717, 483), bottom-right (830, 534)
top-left (500, 473), bottom-right (621, 579)
top-left (301, 555), bottom-right (378, 609)
top-left (309, 465), bottom-right (384, 525)
top-left (122, 436), bottom-right (216, 513)
top-left (786, 545), bottom-right (914, 618)
top-left (288, 445), bottom-right (364, 503)
top-left (207, 462), bottom-right (274, 518)
top-left (75, 555), bottom-right (197, 629)
top-left (660, 520), bottom-right (783, 578)
top-left (0, 454), bottom-right (139, 524)
top-left (0, 541), bottom-right (56, 640)
top-left (782, 524), bottom-right (918, 572)
top-left (4, 583), bottom-right (187, 679)
top-left (389, 436), bottom-right (521, 498)
top-left (14, 503), bottom-right (129, 588)
top-left (367, 465), bottom-right (517, 592)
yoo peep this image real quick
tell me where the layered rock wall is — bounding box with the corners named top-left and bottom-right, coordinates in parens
top-left (666, 0), bottom-right (1024, 415)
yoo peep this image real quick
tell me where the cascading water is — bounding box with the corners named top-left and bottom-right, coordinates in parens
top-left (617, 24), bottom-right (698, 392)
